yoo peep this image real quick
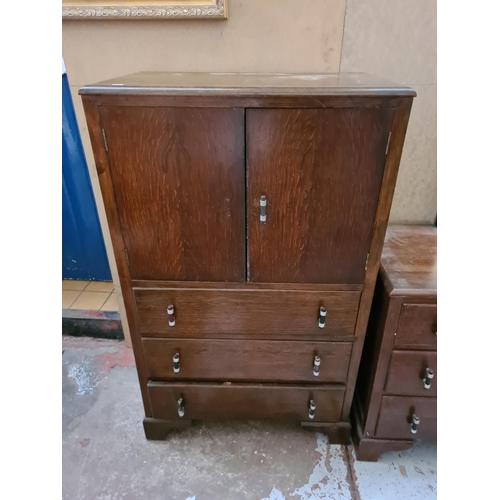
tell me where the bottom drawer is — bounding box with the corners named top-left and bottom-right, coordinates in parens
top-left (375, 396), bottom-right (436, 440)
top-left (148, 382), bottom-right (345, 422)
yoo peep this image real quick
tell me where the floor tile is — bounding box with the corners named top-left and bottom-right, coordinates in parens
top-left (352, 441), bottom-right (437, 499)
top-left (100, 293), bottom-right (119, 312)
top-left (71, 291), bottom-right (110, 311)
top-left (62, 290), bottom-right (81, 309)
top-left (84, 281), bottom-right (114, 293)
top-left (62, 280), bottom-right (89, 291)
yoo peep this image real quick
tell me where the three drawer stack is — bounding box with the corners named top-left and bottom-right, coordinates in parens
top-left (352, 225), bottom-right (437, 461)
top-left (80, 72), bottom-right (414, 442)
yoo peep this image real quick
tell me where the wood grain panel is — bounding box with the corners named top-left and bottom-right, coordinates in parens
top-left (381, 225), bottom-right (437, 295)
top-left (148, 382), bottom-right (345, 422)
top-left (340, 98), bottom-right (413, 421)
top-left (81, 96), bottom-right (153, 416)
top-left (385, 350), bottom-right (437, 397)
top-left (134, 288), bottom-right (360, 338)
top-left (246, 108), bottom-right (394, 283)
top-left (99, 106), bottom-right (245, 282)
top-left (395, 304), bottom-right (437, 349)
top-left (142, 338), bottom-right (352, 383)
top-left (375, 396), bottom-right (436, 440)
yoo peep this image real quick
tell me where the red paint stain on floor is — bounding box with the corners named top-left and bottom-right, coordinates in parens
top-left (94, 346), bottom-right (135, 376)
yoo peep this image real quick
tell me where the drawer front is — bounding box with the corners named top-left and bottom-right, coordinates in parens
top-left (148, 382), bottom-right (345, 422)
top-left (142, 338), bottom-right (352, 383)
top-left (395, 304), bottom-right (437, 349)
top-left (375, 396), bottom-right (436, 440)
top-left (135, 289), bottom-right (360, 339)
top-left (385, 350), bottom-right (437, 397)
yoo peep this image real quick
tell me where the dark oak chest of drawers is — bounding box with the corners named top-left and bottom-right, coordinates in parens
top-left (80, 72), bottom-right (414, 441)
top-left (352, 225), bottom-right (437, 460)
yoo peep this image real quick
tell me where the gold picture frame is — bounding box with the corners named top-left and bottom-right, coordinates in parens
top-left (62, 0), bottom-right (227, 20)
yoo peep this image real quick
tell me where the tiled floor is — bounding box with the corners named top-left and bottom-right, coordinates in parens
top-left (62, 280), bottom-right (118, 312)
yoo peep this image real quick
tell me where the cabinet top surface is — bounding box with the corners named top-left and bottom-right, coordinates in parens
top-left (381, 225), bottom-right (437, 296)
top-left (79, 71), bottom-right (416, 97)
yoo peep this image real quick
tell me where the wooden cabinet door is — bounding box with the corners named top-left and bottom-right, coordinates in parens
top-left (99, 106), bottom-right (245, 282)
top-left (246, 108), bottom-right (394, 284)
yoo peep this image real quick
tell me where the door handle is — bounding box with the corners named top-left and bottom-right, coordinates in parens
top-left (423, 367), bottom-right (434, 389)
top-left (259, 195), bottom-right (267, 223)
top-left (313, 355), bottom-right (321, 377)
top-left (318, 307), bottom-right (327, 328)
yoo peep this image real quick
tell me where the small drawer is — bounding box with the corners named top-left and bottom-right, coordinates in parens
top-left (385, 350), bottom-right (437, 397)
top-left (148, 382), bottom-right (345, 422)
top-left (395, 304), bottom-right (437, 349)
top-left (375, 396), bottom-right (436, 440)
top-left (142, 338), bottom-right (352, 383)
top-left (135, 288), bottom-right (360, 340)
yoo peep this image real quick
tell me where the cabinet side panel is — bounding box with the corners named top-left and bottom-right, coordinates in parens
top-left (341, 97), bottom-right (414, 420)
top-left (81, 95), bottom-right (152, 416)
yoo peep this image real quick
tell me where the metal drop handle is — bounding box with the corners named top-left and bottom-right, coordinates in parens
top-left (259, 195), bottom-right (267, 223)
top-left (318, 307), bottom-right (327, 328)
top-left (167, 304), bottom-right (175, 327)
top-left (423, 367), bottom-right (434, 389)
top-left (313, 355), bottom-right (321, 377)
top-left (308, 400), bottom-right (316, 420)
top-left (410, 414), bottom-right (420, 434)
top-left (177, 398), bottom-right (185, 418)
top-left (173, 353), bottom-right (180, 374)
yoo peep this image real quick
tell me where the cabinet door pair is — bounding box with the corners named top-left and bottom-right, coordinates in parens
top-left (100, 106), bottom-right (393, 284)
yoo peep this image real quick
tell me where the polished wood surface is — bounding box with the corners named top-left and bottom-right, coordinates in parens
top-left (81, 96), bottom-right (153, 416)
top-left (132, 280), bottom-right (363, 292)
top-left (351, 225), bottom-right (437, 461)
top-left (134, 289), bottom-right (360, 338)
top-left (381, 225), bottom-right (437, 295)
top-left (148, 382), bottom-right (345, 421)
top-left (99, 105), bottom-right (245, 282)
top-left (375, 396), bottom-right (437, 440)
top-left (385, 350), bottom-right (437, 397)
top-left (340, 97), bottom-right (414, 421)
top-left (247, 108), bottom-right (393, 284)
top-left (80, 73), bottom-right (414, 441)
top-left (142, 339), bottom-right (352, 383)
top-left (80, 72), bottom-right (416, 97)
top-left (395, 304), bottom-right (437, 349)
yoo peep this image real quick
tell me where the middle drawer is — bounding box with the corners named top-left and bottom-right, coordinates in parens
top-left (134, 288), bottom-right (360, 339)
top-left (142, 338), bottom-right (352, 383)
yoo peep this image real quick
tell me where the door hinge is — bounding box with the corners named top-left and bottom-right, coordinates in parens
top-left (102, 128), bottom-right (108, 152)
top-left (385, 131), bottom-right (392, 155)
top-left (365, 253), bottom-right (370, 271)
top-left (124, 248), bottom-right (130, 267)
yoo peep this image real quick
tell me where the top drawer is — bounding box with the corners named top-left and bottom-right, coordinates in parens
top-left (134, 288), bottom-right (360, 339)
top-left (395, 304), bottom-right (437, 349)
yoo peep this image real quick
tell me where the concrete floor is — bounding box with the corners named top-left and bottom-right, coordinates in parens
top-left (62, 337), bottom-right (437, 500)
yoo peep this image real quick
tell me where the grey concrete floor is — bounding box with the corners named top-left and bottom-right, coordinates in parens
top-left (62, 337), bottom-right (437, 500)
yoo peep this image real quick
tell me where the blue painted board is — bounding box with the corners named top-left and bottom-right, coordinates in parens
top-left (62, 73), bottom-right (111, 281)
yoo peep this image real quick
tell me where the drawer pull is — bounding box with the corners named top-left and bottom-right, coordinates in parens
top-left (318, 307), bottom-right (327, 328)
top-left (167, 304), bottom-right (176, 327)
top-left (177, 398), bottom-right (185, 418)
top-left (410, 414), bottom-right (420, 434)
top-left (259, 195), bottom-right (267, 223)
top-left (423, 367), bottom-right (434, 389)
top-left (173, 353), bottom-right (180, 374)
top-left (308, 400), bottom-right (316, 420)
top-left (313, 355), bottom-right (321, 377)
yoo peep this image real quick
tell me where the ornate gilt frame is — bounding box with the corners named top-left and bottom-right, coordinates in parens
top-left (62, 0), bottom-right (227, 20)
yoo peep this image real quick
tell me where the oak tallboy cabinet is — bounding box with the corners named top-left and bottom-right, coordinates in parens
top-left (80, 72), bottom-right (415, 441)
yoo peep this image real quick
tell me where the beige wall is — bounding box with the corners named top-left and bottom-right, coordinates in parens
top-left (63, 0), bottom-right (436, 344)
